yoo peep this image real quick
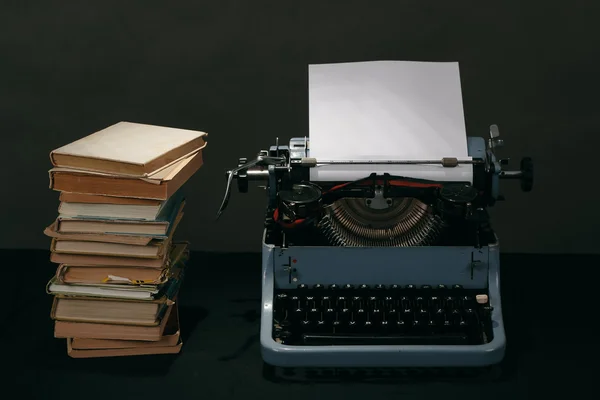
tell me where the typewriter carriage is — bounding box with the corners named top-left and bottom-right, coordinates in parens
top-left (217, 125), bottom-right (533, 250)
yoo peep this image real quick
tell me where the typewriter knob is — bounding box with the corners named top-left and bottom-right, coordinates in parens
top-left (237, 158), bottom-right (248, 193)
top-left (278, 183), bottom-right (322, 221)
top-left (520, 157), bottom-right (533, 192)
top-left (439, 184), bottom-right (478, 218)
top-left (498, 157), bottom-right (533, 193)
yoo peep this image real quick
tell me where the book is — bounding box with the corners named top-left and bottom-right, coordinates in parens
top-left (48, 278), bottom-right (161, 300)
top-left (54, 302), bottom-right (175, 341)
top-left (70, 331), bottom-right (180, 349)
top-left (51, 296), bottom-right (171, 325)
top-left (55, 265), bottom-right (169, 286)
top-left (54, 197), bottom-right (184, 237)
top-left (55, 218), bottom-right (173, 236)
top-left (52, 243), bottom-right (188, 285)
top-left (70, 305), bottom-right (180, 349)
top-left (48, 200), bottom-right (183, 261)
top-left (50, 259), bottom-right (184, 325)
top-left (44, 221), bottom-right (155, 246)
top-left (50, 252), bottom-right (167, 268)
top-left (48, 245), bottom-right (186, 300)
top-left (66, 338), bottom-right (182, 358)
top-left (50, 121), bottom-right (207, 177)
top-left (59, 192), bottom-right (162, 206)
top-left (56, 190), bottom-right (182, 232)
top-left (50, 238), bottom-right (169, 259)
top-left (50, 243), bottom-right (187, 292)
top-left (58, 199), bottom-right (170, 221)
top-left (49, 151), bottom-right (203, 200)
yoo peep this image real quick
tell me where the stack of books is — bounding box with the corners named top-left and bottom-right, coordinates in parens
top-left (43, 121), bottom-right (207, 358)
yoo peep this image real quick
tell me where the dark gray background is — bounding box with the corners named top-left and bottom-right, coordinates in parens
top-left (1, 1), bottom-right (598, 254)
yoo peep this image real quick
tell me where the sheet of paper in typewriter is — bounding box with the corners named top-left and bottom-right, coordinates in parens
top-left (308, 60), bottom-right (473, 183)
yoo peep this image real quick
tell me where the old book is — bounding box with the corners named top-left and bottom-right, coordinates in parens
top-left (50, 121), bottom-right (207, 177)
top-left (66, 338), bottom-right (182, 358)
top-left (51, 295), bottom-right (172, 325)
top-left (50, 201), bottom-right (183, 259)
top-left (56, 217), bottom-right (173, 236)
top-left (58, 198), bottom-right (170, 220)
top-left (44, 221), bottom-right (154, 246)
top-left (50, 269), bottom-right (183, 325)
top-left (54, 302), bottom-right (175, 341)
top-left (70, 329), bottom-right (180, 349)
top-left (50, 252), bottom-right (167, 268)
top-left (49, 151), bottom-right (203, 200)
top-left (53, 242), bottom-right (187, 285)
top-left (50, 238), bottom-right (169, 259)
top-left (48, 277), bottom-right (161, 300)
top-left (70, 305), bottom-right (180, 349)
top-left (55, 265), bottom-right (168, 286)
top-left (59, 192), bottom-right (162, 206)
top-left (53, 243), bottom-right (188, 286)
top-left (57, 185), bottom-right (181, 222)
top-left (55, 197), bottom-right (184, 237)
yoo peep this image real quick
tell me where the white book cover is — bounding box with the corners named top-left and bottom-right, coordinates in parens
top-left (50, 121), bottom-right (207, 176)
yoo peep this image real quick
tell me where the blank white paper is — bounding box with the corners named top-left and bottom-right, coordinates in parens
top-left (308, 61), bottom-right (473, 182)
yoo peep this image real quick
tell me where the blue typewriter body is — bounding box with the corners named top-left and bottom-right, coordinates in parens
top-left (218, 131), bottom-right (532, 368)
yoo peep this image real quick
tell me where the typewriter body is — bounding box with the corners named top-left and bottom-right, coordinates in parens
top-left (217, 125), bottom-right (532, 368)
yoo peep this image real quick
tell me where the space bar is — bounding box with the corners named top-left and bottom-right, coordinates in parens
top-left (302, 333), bottom-right (468, 345)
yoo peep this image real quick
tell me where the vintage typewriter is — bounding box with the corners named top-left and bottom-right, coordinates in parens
top-left (216, 125), bottom-right (532, 372)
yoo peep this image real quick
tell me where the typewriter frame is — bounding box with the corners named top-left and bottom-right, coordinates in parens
top-left (218, 128), bottom-right (532, 368)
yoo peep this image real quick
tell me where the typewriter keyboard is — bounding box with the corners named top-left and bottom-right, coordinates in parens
top-left (272, 284), bottom-right (494, 346)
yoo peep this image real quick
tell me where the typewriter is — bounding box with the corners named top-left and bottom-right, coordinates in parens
top-left (216, 125), bottom-right (533, 370)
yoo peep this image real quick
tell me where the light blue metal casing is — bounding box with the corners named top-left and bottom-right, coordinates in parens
top-left (259, 136), bottom-right (505, 367)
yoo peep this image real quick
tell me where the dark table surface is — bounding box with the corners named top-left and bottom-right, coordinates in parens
top-left (4, 250), bottom-right (594, 399)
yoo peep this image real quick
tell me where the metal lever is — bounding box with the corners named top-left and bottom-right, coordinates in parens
top-left (489, 124), bottom-right (504, 149)
top-left (216, 155), bottom-right (285, 219)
